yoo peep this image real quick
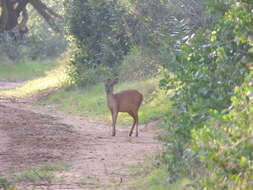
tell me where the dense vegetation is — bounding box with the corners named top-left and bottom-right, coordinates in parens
top-left (64, 0), bottom-right (170, 85)
top-left (64, 0), bottom-right (132, 85)
top-left (159, 0), bottom-right (253, 189)
top-left (0, 0), bottom-right (252, 189)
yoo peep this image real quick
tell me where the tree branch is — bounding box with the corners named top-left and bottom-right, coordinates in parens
top-left (1, 0), bottom-right (62, 34)
top-left (12, 6), bottom-right (28, 34)
top-left (28, 0), bottom-right (62, 33)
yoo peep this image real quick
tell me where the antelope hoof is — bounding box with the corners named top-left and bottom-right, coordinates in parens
top-left (129, 133), bottom-right (132, 137)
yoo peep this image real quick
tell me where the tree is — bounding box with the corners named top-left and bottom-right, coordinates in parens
top-left (64, 0), bottom-right (133, 85)
top-left (0, 0), bottom-right (62, 36)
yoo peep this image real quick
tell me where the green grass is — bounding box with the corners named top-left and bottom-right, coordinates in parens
top-left (126, 154), bottom-right (192, 190)
top-left (46, 78), bottom-right (170, 124)
top-left (0, 163), bottom-right (70, 189)
top-left (0, 57), bottom-right (61, 81)
top-left (125, 152), bottom-right (170, 190)
top-left (0, 62), bottom-right (68, 98)
top-left (13, 163), bottom-right (69, 183)
top-left (130, 168), bottom-right (170, 190)
top-left (129, 168), bottom-right (192, 190)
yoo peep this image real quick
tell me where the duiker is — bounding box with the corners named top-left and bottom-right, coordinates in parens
top-left (104, 78), bottom-right (143, 137)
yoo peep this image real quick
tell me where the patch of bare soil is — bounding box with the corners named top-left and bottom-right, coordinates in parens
top-left (0, 82), bottom-right (162, 190)
top-left (0, 103), bottom-right (79, 172)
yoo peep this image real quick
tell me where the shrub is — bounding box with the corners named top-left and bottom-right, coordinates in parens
top-left (0, 30), bottom-right (67, 61)
top-left (118, 47), bottom-right (159, 82)
top-left (192, 71), bottom-right (253, 189)
top-left (64, 0), bottom-right (132, 85)
top-left (67, 63), bottom-right (113, 87)
top-left (0, 32), bottom-right (27, 60)
top-left (160, 0), bottom-right (252, 183)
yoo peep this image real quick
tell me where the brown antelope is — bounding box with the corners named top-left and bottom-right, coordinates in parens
top-left (104, 78), bottom-right (143, 137)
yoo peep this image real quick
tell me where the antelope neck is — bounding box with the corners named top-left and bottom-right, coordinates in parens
top-left (106, 90), bottom-right (116, 109)
top-left (106, 90), bottom-right (114, 98)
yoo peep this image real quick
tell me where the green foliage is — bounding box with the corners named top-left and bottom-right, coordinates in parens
top-left (67, 64), bottom-right (114, 86)
top-left (127, 0), bottom-right (169, 49)
top-left (203, 0), bottom-right (233, 17)
top-left (160, 0), bottom-right (253, 184)
top-left (0, 33), bottom-right (24, 60)
top-left (0, 32), bottom-right (66, 61)
top-left (65, 0), bottom-right (132, 86)
top-left (118, 47), bottom-right (159, 81)
top-left (192, 71), bottom-right (253, 189)
top-left (0, 177), bottom-right (12, 190)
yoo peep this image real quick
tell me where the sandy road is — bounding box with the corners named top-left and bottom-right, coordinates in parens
top-left (0, 82), bottom-right (161, 190)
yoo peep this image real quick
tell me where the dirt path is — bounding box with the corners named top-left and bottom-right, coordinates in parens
top-left (0, 81), bottom-right (24, 90)
top-left (0, 82), bottom-right (161, 190)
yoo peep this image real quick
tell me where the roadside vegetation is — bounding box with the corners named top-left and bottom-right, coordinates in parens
top-left (0, 59), bottom-right (68, 98)
top-left (0, 0), bottom-right (252, 190)
top-left (0, 58), bottom-right (61, 81)
top-left (46, 77), bottom-right (169, 123)
top-left (0, 163), bottom-right (70, 190)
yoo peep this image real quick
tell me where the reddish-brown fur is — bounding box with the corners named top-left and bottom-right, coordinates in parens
top-left (104, 78), bottom-right (143, 137)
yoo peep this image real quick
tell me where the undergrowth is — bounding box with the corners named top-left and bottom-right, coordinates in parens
top-left (46, 78), bottom-right (170, 124)
top-left (159, 1), bottom-right (253, 189)
top-left (126, 152), bottom-right (192, 190)
top-left (0, 163), bottom-right (70, 190)
top-left (0, 57), bottom-right (61, 81)
top-left (0, 63), bottom-right (69, 98)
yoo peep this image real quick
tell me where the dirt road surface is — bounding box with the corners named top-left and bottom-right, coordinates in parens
top-left (0, 82), bottom-right (161, 190)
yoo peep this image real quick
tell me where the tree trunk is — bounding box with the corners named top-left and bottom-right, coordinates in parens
top-left (0, 0), bottom-right (62, 35)
top-left (0, 0), bottom-right (29, 32)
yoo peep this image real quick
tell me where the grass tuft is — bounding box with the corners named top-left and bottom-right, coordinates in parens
top-left (2, 163), bottom-right (70, 186)
top-left (127, 155), bottom-right (192, 190)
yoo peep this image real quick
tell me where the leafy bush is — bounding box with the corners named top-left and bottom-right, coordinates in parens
top-left (192, 71), bottom-right (253, 189)
top-left (64, 0), bottom-right (132, 85)
top-left (0, 28), bottom-right (67, 61)
top-left (118, 47), bottom-right (159, 82)
top-left (160, 0), bottom-right (252, 184)
top-left (25, 32), bottom-right (67, 60)
top-left (0, 32), bottom-right (27, 60)
top-left (67, 63), bottom-right (113, 86)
